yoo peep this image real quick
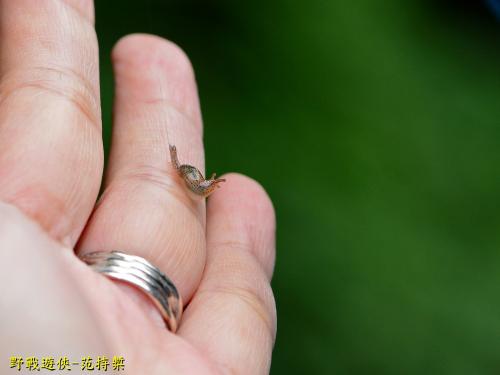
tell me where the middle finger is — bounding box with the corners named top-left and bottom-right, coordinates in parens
top-left (77, 34), bottom-right (206, 303)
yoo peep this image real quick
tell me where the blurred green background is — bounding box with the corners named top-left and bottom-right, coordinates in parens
top-left (96, 1), bottom-right (500, 374)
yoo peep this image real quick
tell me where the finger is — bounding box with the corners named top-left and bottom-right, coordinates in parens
top-left (179, 174), bottom-right (277, 375)
top-left (0, 0), bottom-right (103, 245)
top-left (77, 34), bottom-right (206, 307)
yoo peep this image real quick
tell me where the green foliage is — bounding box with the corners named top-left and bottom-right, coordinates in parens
top-left (96, 1), bottom-right (500, 373)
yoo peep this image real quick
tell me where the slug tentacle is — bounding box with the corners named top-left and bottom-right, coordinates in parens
top-left (169, 144), bottom-right (180, 170)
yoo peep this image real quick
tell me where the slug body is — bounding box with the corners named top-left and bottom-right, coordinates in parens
top-left (169, 144), bottom-right (225, 198)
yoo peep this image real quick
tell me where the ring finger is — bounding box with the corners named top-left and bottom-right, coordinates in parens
top-left (77, 34), bottom-right (206, 306)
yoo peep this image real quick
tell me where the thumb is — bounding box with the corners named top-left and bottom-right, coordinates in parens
top-left (0, 202), bottom-right (108, 359)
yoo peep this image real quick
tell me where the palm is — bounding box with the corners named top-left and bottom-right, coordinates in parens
top-left (73, 260), bottom-right (218, 374)
top-left (0, 1), bottom-right (276, 374)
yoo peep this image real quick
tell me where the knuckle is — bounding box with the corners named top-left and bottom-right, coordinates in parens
top-left (106, 164), bottom-right (202, 224)
top-left (113, 163), bottom-right (173, 190)
top-left (204, 283), bottom-right (277, 344)
top-left (0, 65), bottom-right (101, 129)
top-left (230, 282), bottom-right (276, 341)
top-left (5, 0), bottom-right (99, 71)
top-left (209, 282), bottom-right (277, 343)
top-left (204, 248), bottom-right (277, 341)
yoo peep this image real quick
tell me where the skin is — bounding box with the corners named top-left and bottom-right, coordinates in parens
top-left (0, 1), bottom-right (276, 374)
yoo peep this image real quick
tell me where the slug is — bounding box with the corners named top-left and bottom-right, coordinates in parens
top-left (169, 144), bottom-right (225, 198)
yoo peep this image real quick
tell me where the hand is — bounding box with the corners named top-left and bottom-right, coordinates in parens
top-left (0, 1), bottom-right (276, 374)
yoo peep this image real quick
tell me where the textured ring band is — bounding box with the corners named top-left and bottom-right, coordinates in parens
top-left (79, 251), bottom-right (183, 332)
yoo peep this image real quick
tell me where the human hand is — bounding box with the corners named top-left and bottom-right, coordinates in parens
top-left (0, 1), bottom-right (276, 374)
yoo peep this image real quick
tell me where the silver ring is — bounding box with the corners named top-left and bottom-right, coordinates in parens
top-left (79, 251), bottom-right (183, 332)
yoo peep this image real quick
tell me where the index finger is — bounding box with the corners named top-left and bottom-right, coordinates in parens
top-left (0, 0), bottom-right (102, 245)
